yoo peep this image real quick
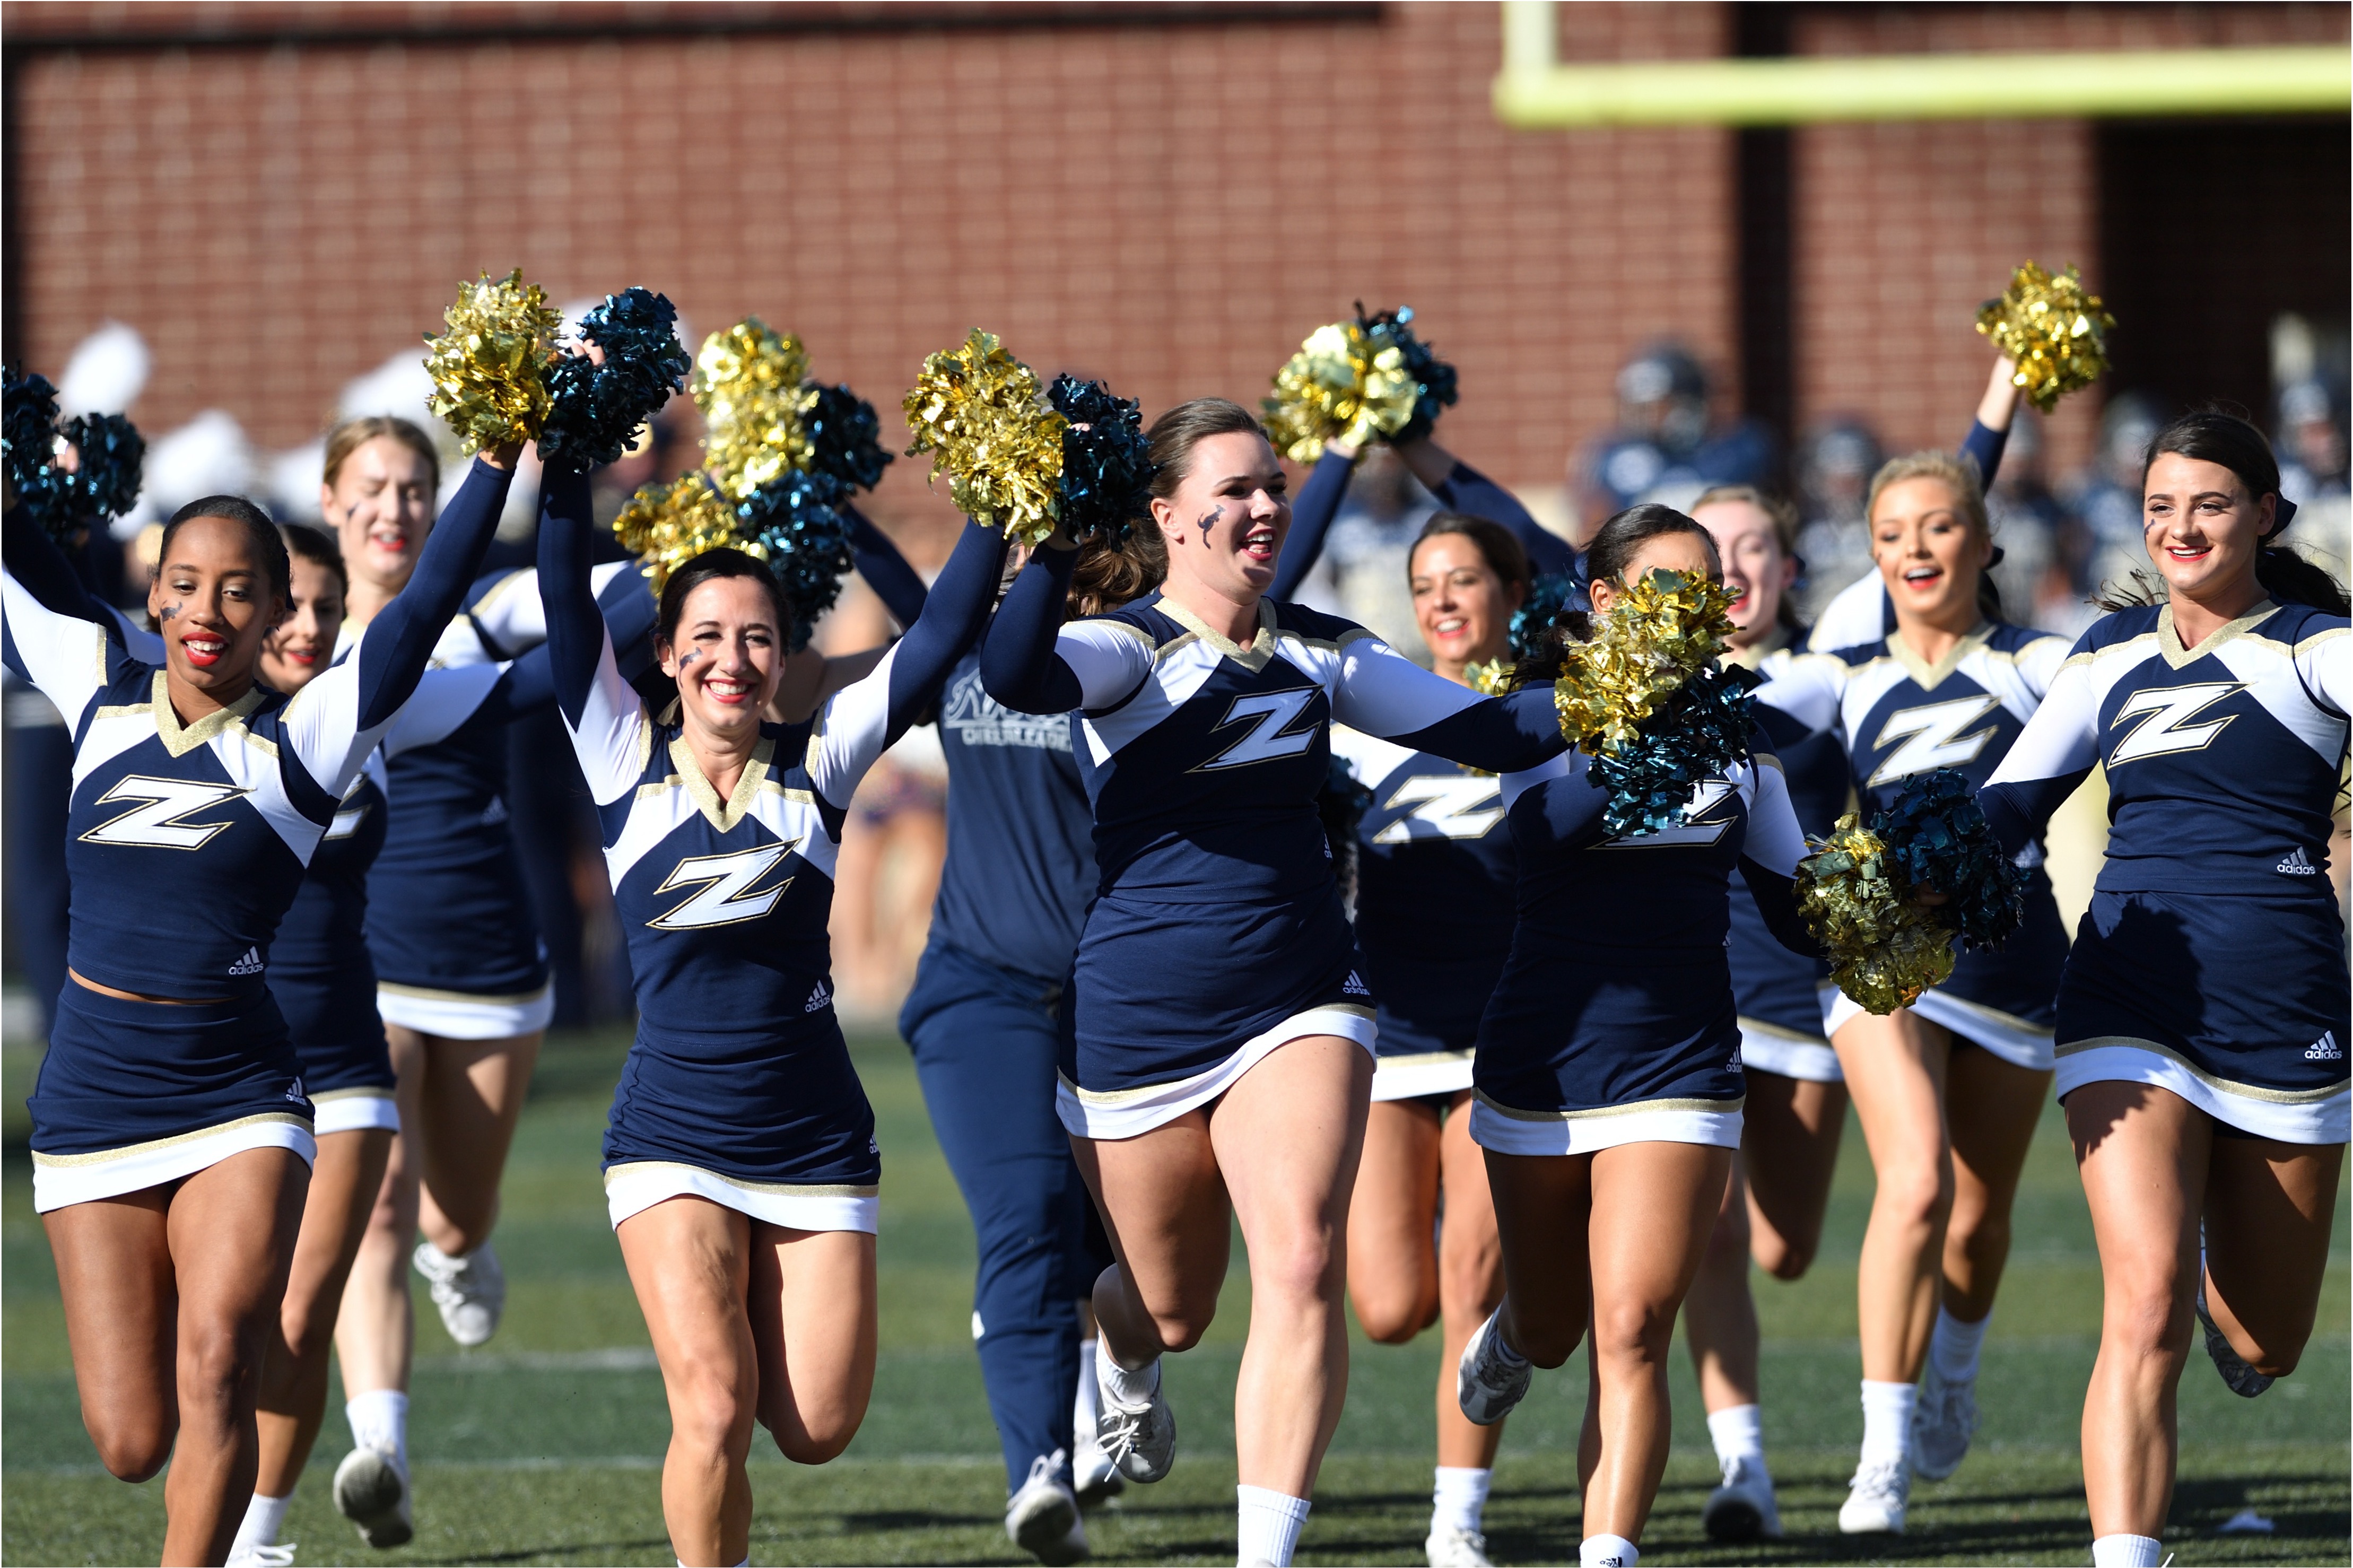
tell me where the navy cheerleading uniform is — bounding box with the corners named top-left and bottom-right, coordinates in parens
top-left (1276, 448), bottom-right (1570, 1103)
top-left (0, 458), bottom-right (512, 1211)
top-left (1982, 600), bottom-right (2350, 1142)
top-left (1754, 621), bottom-right (2074, 1068)
top-left (979, 545), bottom-right (1565, 1140)
top-left (1725, 628), bottom-right (1852, 1084)
top-left (537, 465), bottom-right (1007, 1232)
top-left (1470, 731), bottom-right (1818, 1156)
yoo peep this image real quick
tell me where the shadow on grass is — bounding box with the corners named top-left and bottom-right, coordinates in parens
top-left (421, 1539), bottom-right (674, 1566)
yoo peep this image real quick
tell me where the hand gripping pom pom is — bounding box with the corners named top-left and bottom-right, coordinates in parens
top-left (1976, 262), bottom-right (2115, 414)
top-left (1048, 374), bottom-right (1155, 545)
top-left (736, 468), bottom-right (855, 654)
top-left (541, 288), bottom-right (692, 472)
top-left (1358, 305), bottom-right (1458, 445)
top-left (1262, 316), bottom-right (1418, 465)
top-left (796, 382), bottom-right (894, 494)
top-left (422, 269), bottom-right (562, 454)
top-left (1548, 569), bottom-right (1758, 836)
top-left (695, 319), bottom-right (812, 499)
top-left (59, 413), bottom-right (146, 525)
top-left (902, 330), bottom-right (1067, 545)
top-left (612, 473), bottom-right (741, 595)
top-left (3, 367), bottom-right (68, 534)
top-left (1796, 769), bottom-right (2027, 1015)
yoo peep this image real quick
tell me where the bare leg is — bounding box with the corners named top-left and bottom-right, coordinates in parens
top-left (1832, 1011), bottom-right (1953, 1383)
top-left (256, 1128), bottom-right (395, 1496)
top-left (1345, 1098), bottom-right (1442, 1345)
top-left (415, 1030), bottom-right (542, 1254)
top-left (335, 1027), bottom-right (424, 1399)
top-left (1742, 1072), bottom-right (1847, 1282)
top-left (1940, 1048), bottom-right (2051, 1323)
top-left (617, 1197), bottom-right (758, 1567)
top-left (1432, 1096), bottom-right (1506, 1472)
top-left (1682, 1157), bottom-right (1757, 1413)
top-left (747, 1225), bottom-right (878, 1463)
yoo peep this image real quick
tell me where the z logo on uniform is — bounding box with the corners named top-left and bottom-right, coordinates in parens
top-left (1600, 778), bottom-right (1738, 849)
top-left (1372, 774), bottom-right (1505, 842)
top-left (2107, 682), bottom-right (2244, 765)
top-left (1194, 689), bottom-right (1321, 772)
top-left (1869, 696), bottom-right (2003, 787)
top-left (649, 842), bottom-right (798, 930)
top-left (80, 776), bottom-right (251, 850)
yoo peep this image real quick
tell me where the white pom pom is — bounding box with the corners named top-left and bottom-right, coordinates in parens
top-left (338, 351), bottom-right (438, 427)
top-left (57, 321), bottom-right (151, 416)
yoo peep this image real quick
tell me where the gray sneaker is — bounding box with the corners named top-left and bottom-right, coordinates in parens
top-left (1911, 1361), bottom-right (1980, 1480)
top-left (1456, 1308), bottom-right (1532, 1426)
top-left (2194, 1279), bottom-right (2273, 1398)
top-left (1702, 1453), bottom-right (1784, 1541)
top-left (1095, 1356), bottom-right (1176, 1484)
top-left (414, 1240), bottom-right (506, 1349)
top-left (1006, 1451), bottom-right (1087, 1565)
top-left (332, 1443), bottom-right (413, 1548)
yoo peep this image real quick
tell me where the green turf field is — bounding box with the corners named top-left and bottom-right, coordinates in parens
top-left (5, 1025), bottom-right (2346, 1566)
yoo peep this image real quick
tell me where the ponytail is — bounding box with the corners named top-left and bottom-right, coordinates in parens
top-left (2257, 545), bottom-right (2351, 616)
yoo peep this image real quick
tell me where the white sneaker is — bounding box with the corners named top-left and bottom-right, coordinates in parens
top-left (1837, 1457), bottom-right (1909, 1535)
top-left (333, 1443), bottom-right (413, 1548)
top-left (1006, 1451), bottom-right (1087, 1565)
top-left (414, 1240), bottom-right (506, 1348)
top-left (1072, 1431), bottom-right (1125, 1507)
top-left (1456, 1309), bottom-right (1531, 1426)
top-left (1910, 1362), bottom-right (1980, 1480)
top-left (226, 1544), bottom-right (298, 1567)
top-left (1425, 1524), bottom-right (1493, 1567)
top-left (1095, 1356), bottom-right (1176, 1484)
top-left (1702, 1453), bottom-right (1783, 1541)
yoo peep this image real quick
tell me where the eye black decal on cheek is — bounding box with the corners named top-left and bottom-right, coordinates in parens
top-left (159, 604), bottom-right (181, 621)
top-left (1197, 507), bottom-right (1221, 540)
top-left (675, 650), bottom-right (701, 669)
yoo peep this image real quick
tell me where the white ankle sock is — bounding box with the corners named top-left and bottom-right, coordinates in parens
top-left (1929, 1305), bottom-right (1991, 1383)
top-left (1706, 1403), bottom-right (1765, 1468)
top-left (1095, 1332), bottom-right (1160, 1409)
top-left (1431, 1466), bottom-right (1492, 1535)
top-left (2091, 1533), bottom-right (2164, 1567)
top-left (1236, 1485), bottom-right (1311, 1566)
top-left (346, 1388), bottom-right (409, 1465)
top-left (1075, 1337), bottom-right (1102, 1441)
top-left (230, 1493), bottom-right (290, 1556)
top-left (1580, 1532), bottom-right (1639, 1567)
top-left (1859, 1379), bottom-right (1915, 1467)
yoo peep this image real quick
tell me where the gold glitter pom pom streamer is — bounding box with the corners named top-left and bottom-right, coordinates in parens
top-left (902, 329), bottom-right (1067, 545)
top-left (1975, 262), bottom-right (2116, 414)
top-left (612, 474), bottom-right (743, 594)
top-left (1794, 815), bottom-right (1955, 1015)
top-left (694, 319), bottom-right (812, 499)
top-left (1552, 570), bottom-right (1740, 754)
top-left (422, 269), bottom-right (562, 454)
top-left (1261, 322), bottom-right (1418, 465)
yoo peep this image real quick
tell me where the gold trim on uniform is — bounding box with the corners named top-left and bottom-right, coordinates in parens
top-left (2157, 599), bottom-right (2277, 670)
top-left (1160, 598), bottom-right (1278, 673)
top-left (1736, 1015), bottom-right (1827, 1046)
top-left (31, 1109), bottom-right (313, 1167)
top-left (2054, 1034), bottom-right (2348, 1103)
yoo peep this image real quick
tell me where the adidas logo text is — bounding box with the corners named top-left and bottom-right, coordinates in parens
top-left (2277, 846), bottom-right (2320, 876)
top-left (2305, 1031), bottom-right (2341, 1062)
top-left (1342, 972), bottom-right (1371, 998)
top-left (228, 947), bottom-right (266, 976)
top-left (804, 981), bottom-right (832, 1014)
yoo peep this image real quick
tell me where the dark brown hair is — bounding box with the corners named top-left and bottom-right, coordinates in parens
top-left (1408, 511), bottom-right (1532, 601)
top-left (1068, 526), bottom-right (1165, 617)
top-left (279, 521), bottom-right (347, 594)
top-left (657, 547), bottom-right (787, 645)
top-left (1144, 398), bottom-right (1267, 501)
top-left (1510, 503), bottom-right (1720, 686)
top-left (160, 495), bottom-right (292, 606)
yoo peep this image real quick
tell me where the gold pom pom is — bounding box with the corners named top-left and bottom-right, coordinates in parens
top-left (1552, 570), bottom-right (1740, 754)
top-left (1261, 321), bottom-right (1418, 464)
top-left (1975, 261), bottom-right (2116, 415)
top-left (902, 329), bottom-right (1067, 544)
top-left (1795, 813), bottom-right (1955, 1015)
top-left (1464, 658), bottom-right (1514, 696)
top-left (693, 319), bottom-right (812, 499)
top-left (612, 473), bottom-right (743, 593)
top-left (421, 269), bottom-right (561, 455)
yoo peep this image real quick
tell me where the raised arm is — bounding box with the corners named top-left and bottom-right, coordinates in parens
top-left (1269, 448), bottom-right (1361, 601)
top-left (978, 541), bottom-right (1153, 715)
top-left (844, 502), bottom-right (930, 630)
top-left (1979, 644), bottom-right (2101, 857)
top-left (346, 456), bottom-right (513, 733)
top-left (803, 520), bottom-right (1010, 808)
top-left (537, 459), bottom-right (651, 803)
top-left (2, 501), bottom-right (109, 629)
top-left (1395, 434), bottom-right (1579, 578)
top-left (1331, 633), bottom-right (1565, 772)
top-left (2, 565), bottom-right (120, 729)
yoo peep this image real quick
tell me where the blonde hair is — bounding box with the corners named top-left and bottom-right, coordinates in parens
top-left (1865, 450), bottom-right (1988, 541)
top-left (1691, 483), bottom-right (1800, 559)
top-left (322, 416), bottom-right (440, 496)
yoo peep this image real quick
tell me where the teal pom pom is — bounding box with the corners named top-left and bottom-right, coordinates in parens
top-left (1047, 374), bottom-right (1155, 544)
top-left (1878, 769), bottom-right (2026, 949)
top-left (737, 467), bottom-right (853, 652)
top-left (799, 382), bottom-right (893, 493)
top-left (541, 288), bottom-right (691, 471)
top-left (1357, 304), bottom-right (1458, 444)
top-left (1593, 661), bottom-right (1759, 837)
top-left (4, 367), bottom-right (67, 534)
top-left (1510, 570), bottom-right (1582, 659)
top-left (59, 413), bottom-right (145, 523)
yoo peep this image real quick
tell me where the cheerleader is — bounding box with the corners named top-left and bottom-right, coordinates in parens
top-left (1451, 506), bottom-right (1821, 1568)
top-left (1978, 412), bottom-right (2348, 1568)
top-left (536, 456), bottom-right (1007, 1567)
top-left (1751, 439), bottom-right (2070, 1534)
top-left (1670, 483), bottom-right (1852, 1543)
top-left (980, 399), bottom-right (1564, 1568)
top-left (884, 522), bottom-right (1162, 1564)
top-left (1274, 431), bottom-right (1562, 1568)
top-left (0, 449), bottom-right (512, 1565)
